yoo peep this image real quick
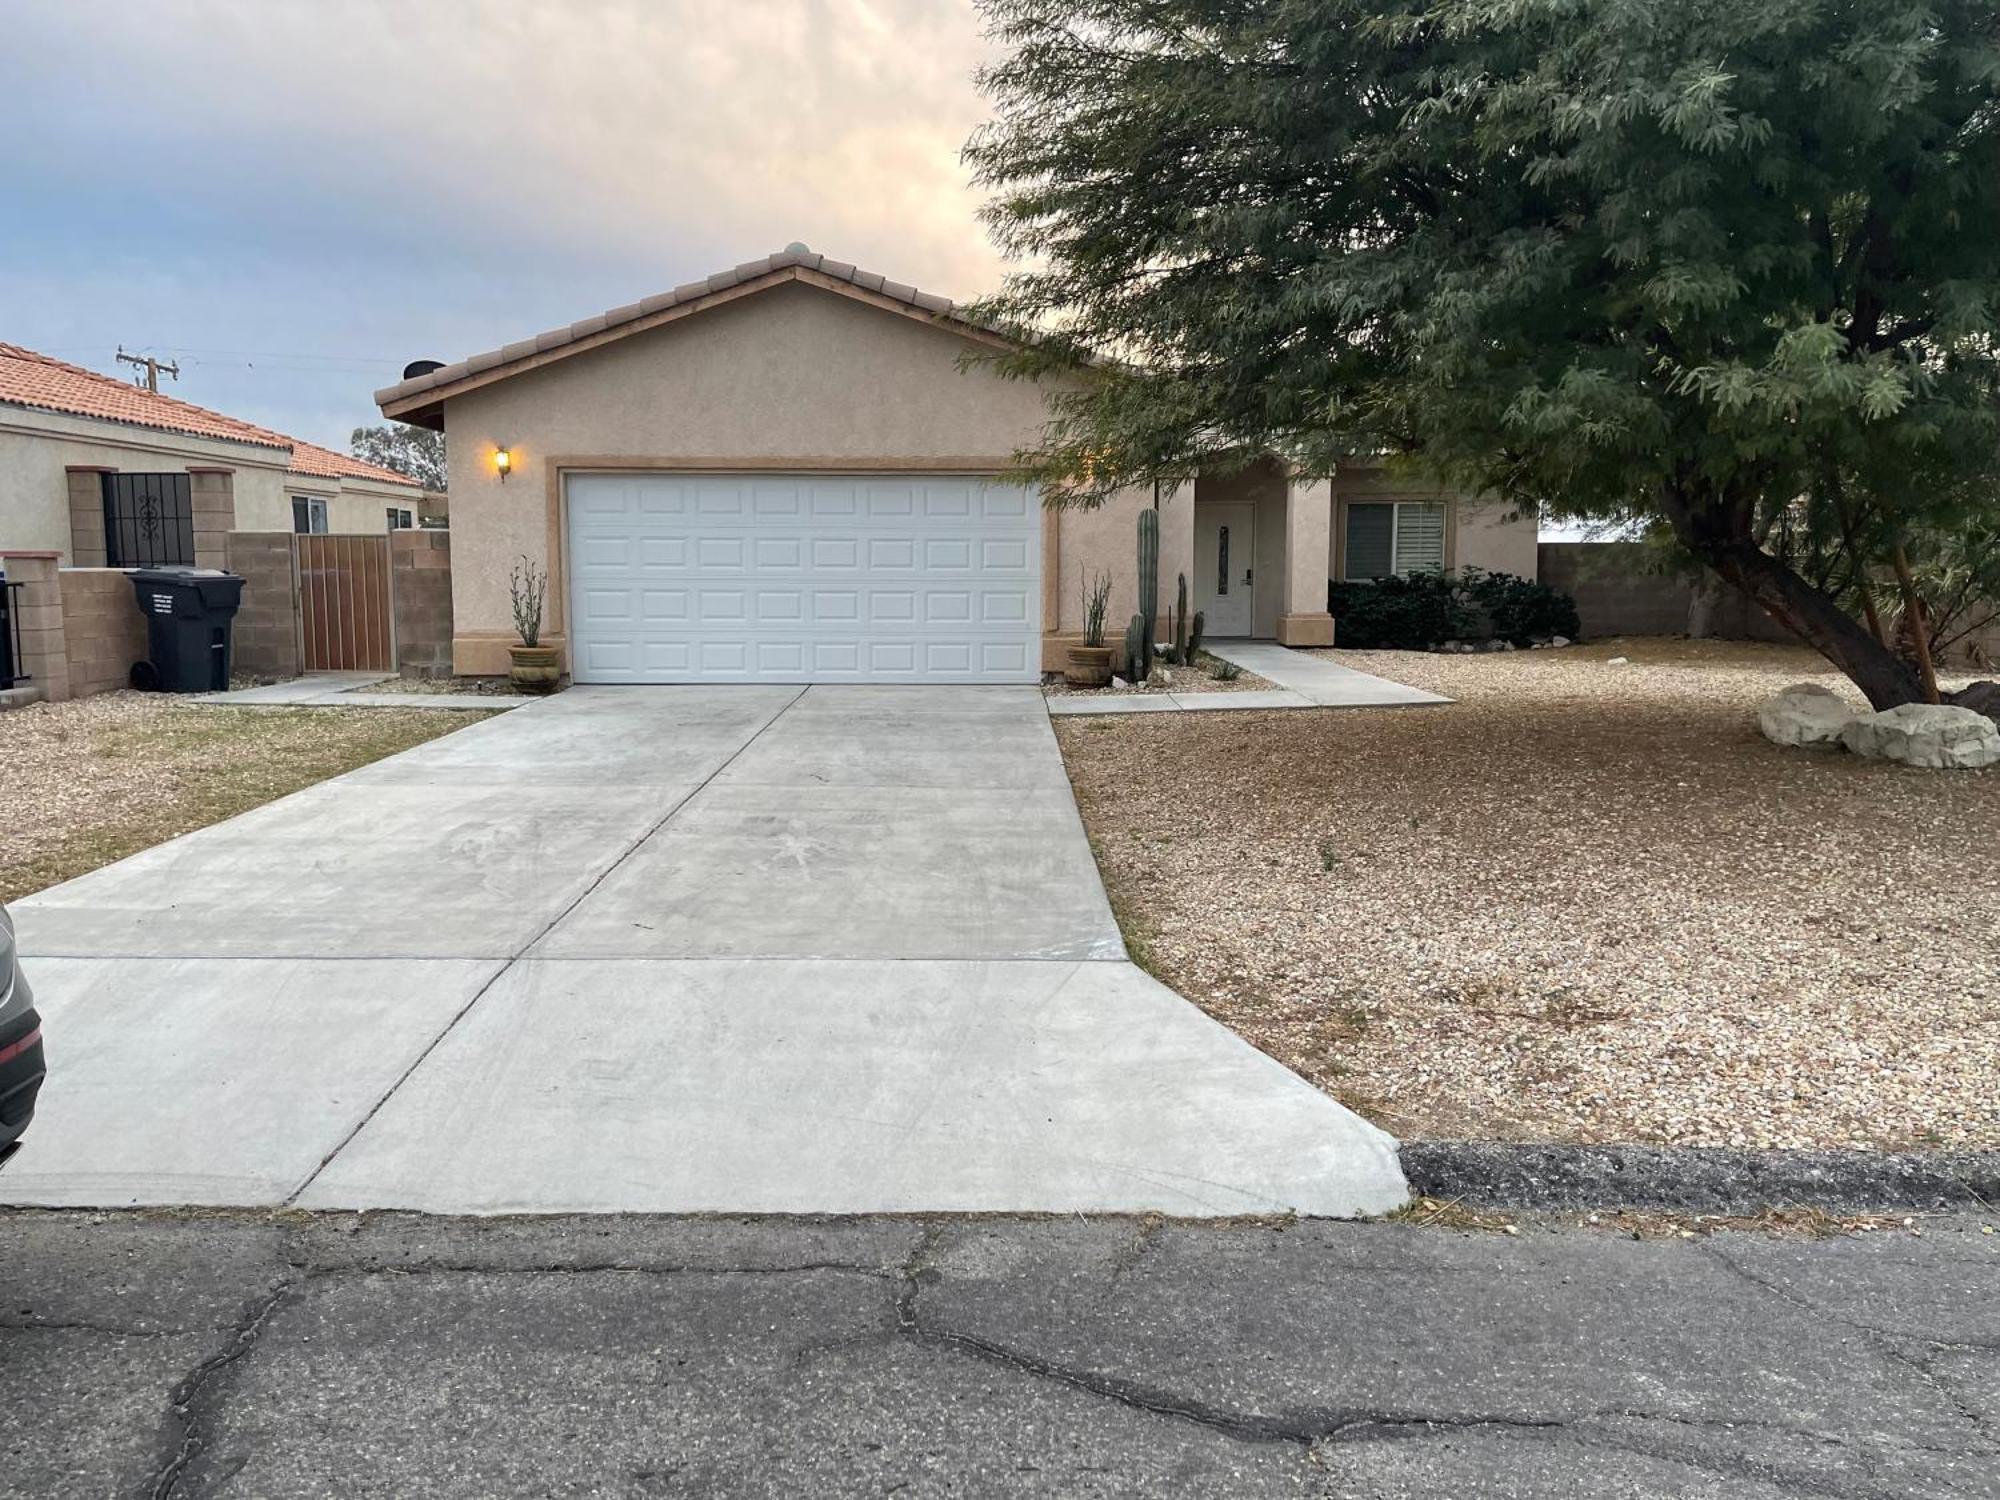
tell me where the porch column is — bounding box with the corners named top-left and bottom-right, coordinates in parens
top-left (1276, 474), bottom-right (1336, 646)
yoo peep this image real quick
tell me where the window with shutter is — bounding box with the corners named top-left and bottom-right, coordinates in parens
top-left (1393, 502), bottom-right (1447, 574)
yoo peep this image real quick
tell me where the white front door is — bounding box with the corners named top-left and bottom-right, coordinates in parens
top-left (564, 472), bottom-right (1041, 683)
top-left (1194, 502), bottom-right (1255, 636)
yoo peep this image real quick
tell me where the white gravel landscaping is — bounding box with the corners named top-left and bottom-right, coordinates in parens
top-left (1055, 638), bottom-right (2000, 1152)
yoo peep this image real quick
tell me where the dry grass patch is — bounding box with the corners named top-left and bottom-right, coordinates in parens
top-left (0, 693), bottom-right (490, 902)
top-left (1055, 639), bottom-right (2000, 1151)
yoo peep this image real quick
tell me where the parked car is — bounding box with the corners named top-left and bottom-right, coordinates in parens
top-left (0, 906), bottom-right (44, 1164)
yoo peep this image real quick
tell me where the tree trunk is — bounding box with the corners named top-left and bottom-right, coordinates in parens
top-left (1686, 572), bottom-right (1729, 638)
top-left (1889, 543), bottom-right (1942, 704)
top-left (1658, 480), bottom-right (1926, 710)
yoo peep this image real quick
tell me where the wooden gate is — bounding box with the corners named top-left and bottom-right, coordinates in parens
top-left (295, 534), bottom-right (394, 672)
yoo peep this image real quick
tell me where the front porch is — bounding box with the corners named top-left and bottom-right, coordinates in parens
top-left (1039, 456), bottom-right (1337, 670)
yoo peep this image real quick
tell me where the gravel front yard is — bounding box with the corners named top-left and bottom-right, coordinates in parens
top-left (0, 693), bottom-right (490, 904)
top-left (1056, 639), bottom-right (2000, 1151)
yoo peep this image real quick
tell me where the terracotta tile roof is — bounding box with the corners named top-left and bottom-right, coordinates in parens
top-left (0, 341), bottom-right (419, 488)
top-left (0, 341), bottom-right (290, 449)
top-left (376, 246), bottom-right (994, 413)
top-left (286, 439), bottom-right (422, 488)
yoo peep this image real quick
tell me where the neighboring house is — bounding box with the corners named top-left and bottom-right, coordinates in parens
top-left (375, 246), bottom-right (1535, 681)
top-left (0, 342), bottom-right (429, 569)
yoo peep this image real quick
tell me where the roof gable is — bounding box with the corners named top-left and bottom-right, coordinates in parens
top-left (375, 248), bottom-right (1013, 429)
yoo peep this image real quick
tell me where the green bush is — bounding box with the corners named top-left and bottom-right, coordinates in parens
top-left (1460, 568), bottom-right (1581, 646)
top-left (1327, 572), bottom-right (1470, 649)
top-left (1327, 569), bottom-right (1579, 650)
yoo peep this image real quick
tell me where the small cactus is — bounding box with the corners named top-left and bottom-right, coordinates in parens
top-left (1189, 610), bottom-right (1205, 661)
top-left (1171, 572), bottom-right (1190, 664)
top-left (1135, 509), bottom-right (1159, 680)
top-left (1123, 613), bottom-right (1147, 680)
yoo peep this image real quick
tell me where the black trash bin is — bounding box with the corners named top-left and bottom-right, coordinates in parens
top-left (128, 568), bottom-right (246, 693)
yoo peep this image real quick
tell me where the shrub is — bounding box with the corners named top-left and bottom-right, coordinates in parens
top-left (1460, 567), bottom-right (1581, 646)
top-left (1328, 572), bottom-right (1470, 649)
top-left (1328, 569), bottom-right (1579, 650)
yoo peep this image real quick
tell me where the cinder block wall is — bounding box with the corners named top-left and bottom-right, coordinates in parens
top-left (391, 529), bottom-right (454, 677)
top-left (1538, 542), bottom-right (1795, 643)
top-left (225, 532), bottom-right (302, 679)
top-left (59, 569), bottom-right (149, 697)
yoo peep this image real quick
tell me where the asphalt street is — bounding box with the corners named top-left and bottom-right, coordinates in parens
top-left (4, 1210), bottom-right (1995, 1498)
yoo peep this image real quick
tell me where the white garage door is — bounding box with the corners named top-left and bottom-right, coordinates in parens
top-left (565, 472), bottom-right (1041, 683)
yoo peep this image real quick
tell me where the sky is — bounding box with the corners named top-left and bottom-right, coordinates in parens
top-left (0, 0), bottom-right (1005, 449)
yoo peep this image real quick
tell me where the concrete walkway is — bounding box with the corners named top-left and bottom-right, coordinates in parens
top-left (1207, 640), bottom-right (1452, 706)
top-left (4, 686), bottom-right (1405, 1217)
top-left (1046, 642), bottom-right (1448, 715)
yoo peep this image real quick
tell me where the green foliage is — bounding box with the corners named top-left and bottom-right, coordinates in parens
top-left (1329, 574), bottom-right (1471, 651)
top-left (1328, 569), bottom-right (1578, 649)
top-left (508, 555), bottom-right (547, 647)
top-left (1461, 568), bottom-right (1582, 647)
top-left (350, 423), bottom-right (446, 491)
top-left (968, 0), bottom-right (2000, 705)
top-left (1209, 653), bottom-right (1242, 681)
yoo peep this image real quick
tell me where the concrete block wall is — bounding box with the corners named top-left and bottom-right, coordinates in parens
top-left (391, 529), bottom-right (454, 677)
top-left (65, 467), bottom-right (110, 567)
top-left (59, 569), bottom-right (149, 698)
top-left (189, 469), bottom-right (235, 570)
top-left (2, 551), bottom-right (70, 703)
top-left (225, 532), bottom-right (302, 680)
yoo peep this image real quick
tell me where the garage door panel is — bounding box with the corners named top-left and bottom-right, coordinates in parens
top-left (567, 473), bottom-right (1040, 684)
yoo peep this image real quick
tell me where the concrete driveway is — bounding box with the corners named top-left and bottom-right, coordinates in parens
top-left (5, 686), bottom-right (1404, 1216)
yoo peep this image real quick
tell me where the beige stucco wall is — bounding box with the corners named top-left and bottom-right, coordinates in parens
top-left (0, 407), bottom-right (420, 560)
top-left (0, 410), bottom-right (282, 559)
top-left (438, 281), bottom-right (1089, 662)
top-left (1051, 482), bottom-right (1193, 642)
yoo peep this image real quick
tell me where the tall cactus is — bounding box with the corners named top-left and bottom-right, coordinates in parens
top-left (1135, 508), bottom-right (1159, 680)
top-left (1189, 610), bottom-right (1206, 662)
top-left (1171, 572), bottom-right (1190, 664)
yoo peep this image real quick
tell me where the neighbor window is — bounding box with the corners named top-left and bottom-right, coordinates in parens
top-left (101, 473), bottom-right (194, 567)
top-left (291, 496), bottom-right (329, 534)
top-left (385, 507), bottom-right (413, 530)
top-left (1344, 501), bottom-right (1446, 580)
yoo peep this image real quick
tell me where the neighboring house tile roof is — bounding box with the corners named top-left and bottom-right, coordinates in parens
top-left (286, 439), bottom-right (422, 488)
top-left (0, 341), bottom-right (420, 488)
top-left (376, 246), bottom-right (997, 419)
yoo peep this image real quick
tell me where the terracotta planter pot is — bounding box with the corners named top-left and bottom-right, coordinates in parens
top-left (508, 644), bottom-right (563, 695)
top-left (1065, 643), bottom-right (1115, 687)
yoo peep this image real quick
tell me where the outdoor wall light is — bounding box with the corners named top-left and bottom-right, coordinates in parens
top-left (494, 445), bottom-right (513, 481)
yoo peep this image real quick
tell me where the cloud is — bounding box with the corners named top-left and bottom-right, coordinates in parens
top-left (0, 0), bottom-right (1009, 444)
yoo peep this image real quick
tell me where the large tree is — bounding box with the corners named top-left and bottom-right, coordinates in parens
top-left (350, 423), bottom-right (447, 492)
top-left (965, 0), bottom-right (2000, 708)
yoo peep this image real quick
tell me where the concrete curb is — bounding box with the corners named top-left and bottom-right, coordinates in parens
top-left (1399, 1141), bottom-right (2000, 1214)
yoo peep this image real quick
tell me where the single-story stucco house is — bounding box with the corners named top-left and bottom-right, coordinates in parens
top-left (375, 246), bottom-right (1536, 682)
top-left (1, 342), bottom-right (436, 569)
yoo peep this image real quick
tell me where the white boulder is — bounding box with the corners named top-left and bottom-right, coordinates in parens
top-left (1840, 703), bottom-right (2000, 770)
top-left (1757, 683), bottom-right (1859, 749)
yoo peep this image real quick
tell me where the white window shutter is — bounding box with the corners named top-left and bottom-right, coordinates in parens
top-left (1393, 503), bottom-right (1447, 574)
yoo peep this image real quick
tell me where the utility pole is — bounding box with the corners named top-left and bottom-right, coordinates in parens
top-left (115, 347), bottom-right (179, 394)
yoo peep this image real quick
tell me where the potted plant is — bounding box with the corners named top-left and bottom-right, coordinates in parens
top-left (1066, 571), bottom-right (1115, 686)
top-left (508, 554), bottom-right (561, 694)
